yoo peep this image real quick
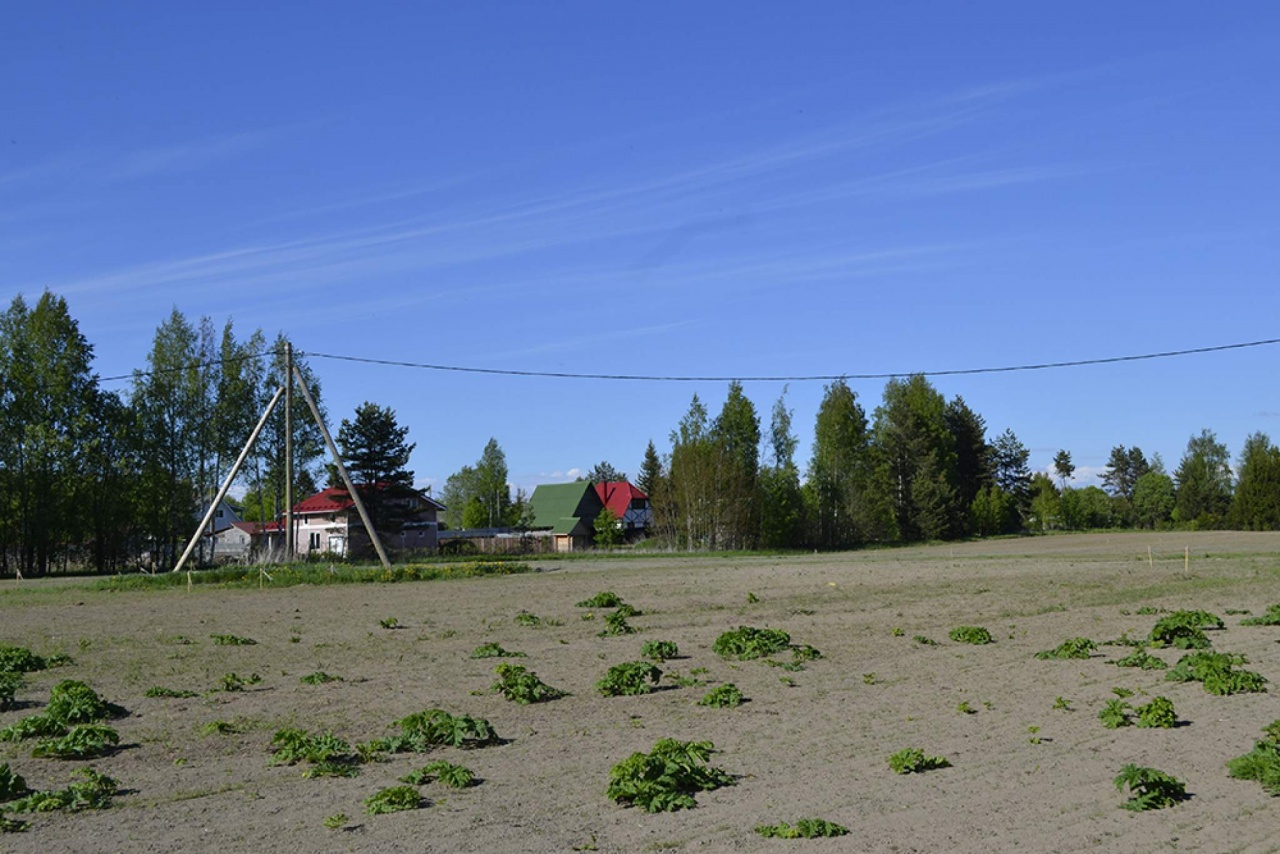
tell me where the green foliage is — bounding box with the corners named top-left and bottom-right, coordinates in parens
top-left (888, 748), bottom-right (951, 774)
top-left (606, 738), bottom-right (734, 812)
top-left (0, 812), bottom-right (28, 832)
top-left (913, 635), bottom-right (938, 646)
top-left (1035, 638), bottom-right (1097, 660)
top-left (597, 662), bottom-right (663, 697)
top-left (599, 610), bottom-right (636, 636)
top-left (1148, 612), bottom-right (1218, 649)
top-left (218, 672), bottom-right (261, 692)
top-left (640, 640), bottom-right (679, 662)
top-left (1052, 697), bottom-right (1072, 711)
top-left (0, 646), bottom-right (47, 674)
top-left (577, 591), bottom-right (624, 608)
top-left (0, 764), bottom-right (27, 801)
top-left (1112, 649), bottom-right (1167, 670)
top-left (210, 634), bottom-right (257, 646)
top-left (300, 671), bottom-right (343, 685)
top-left (145, 686), bottom-right (199, 698)
top-left (755, 818), bottom-right (850, 838)
top-left (46, 680), bottom-right (110, 724)
top-left (269, 728), bottom-right (353, 766)
top-left (1135, 696), bottom-right (1177, 728)
top-left (948, 626), bottom-right (993, 645)
top-left (336, 401), bottom-right (416, 533)
top-left (790, 644), bottom-right (823, 662)
top-left (1166, 650), bottom-right (1268, 695)
top-left (514, 611), bottom-right (544, 627)
top-left (379, 617), bottom-right (401, 629)
top-left (364, 785), bottom-right (423, 815)
top-left (399, 760), bottom-right (475, 789)
top-left (1111, 686), bottom-right (1135, 698)
top-left (98, 561), bottom-right (533, 591)
top-left (746, 592), bottom-right (760, 604)
top-left (1114, 764), bottom-right (1188, 811)
top-left (491, 664), bottom-right (567, 704)
top-left (7, 767), bottom-right (118, 813)
top-left (698, 684), bottom-right (745, 708)
top-left (614, 603), bottom-right (643, 618)
top-left (31, 724), bottom-right (120, 760)
top-left (0, 673), bottom-right (23, 711)
top-left (0, 715), bottom-right (65, 742)
top-left (594, 506), bottom-right (624, 548)
top-left (1240, 604), bottom-right (1280, 626)
top-left (323, 813), bottom-right (349, 830)
top-left (956, 701), bottom-right (975, 715)
top-left (376, 709), bottom-right (501, 752)
top-left (201, 719), bottom-right (240, 736)
top-left (470, 642), bottom-right (525, 659)
top-left (713, 626), bottom-right (792, 660)
top-left (1227, 721), bottom-right (1280, 795)
top-left (1099, 699), bottom-right (1133, 729)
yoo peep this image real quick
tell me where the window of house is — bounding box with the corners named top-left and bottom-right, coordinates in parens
top-left (309, 532), bottom-right (320, 550)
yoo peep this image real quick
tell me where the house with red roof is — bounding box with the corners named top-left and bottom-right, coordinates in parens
top-left (263, 485), bottom-right (446, 558)
top-left (592, 481), bottom-right (651, 539)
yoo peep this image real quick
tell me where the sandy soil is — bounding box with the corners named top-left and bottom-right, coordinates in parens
top-left (3, 531), bottom-right (1280, 854)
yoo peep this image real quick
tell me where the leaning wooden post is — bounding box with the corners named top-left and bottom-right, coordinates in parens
top-left (173, 385), bottom-right (286, 574)
top-left (1148, 545), bottom-right (1153, 568)
top-left (291, 364), bottom-right (393, 571)
top-left (1184, 546), bottom-right (1189, 574)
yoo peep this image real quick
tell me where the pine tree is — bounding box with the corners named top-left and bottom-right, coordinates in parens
top-left (336, 402), bottom-right (416, 533)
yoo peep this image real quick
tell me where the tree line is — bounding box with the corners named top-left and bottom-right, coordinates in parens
top-left (0, 293), bottom-right (329, 576)
top-left (4, 291), bottom-right (1279, 575)
top-left (638, 378), bottom-right (1280, 551)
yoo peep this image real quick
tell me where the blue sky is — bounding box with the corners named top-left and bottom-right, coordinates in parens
top-left (4, 3), bottom-right (1279, 495)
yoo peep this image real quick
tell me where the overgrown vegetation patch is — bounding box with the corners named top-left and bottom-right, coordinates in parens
top-left (640, 640), bottom-right (679, 662)
top-left (1112, 649), bottom-right (1167, 670)
top-left (698, 683), bottom-right (744, 708)
top-left (597, 662), bottom-right (662, 697)
top-left (98, 561), bottom-right (532, 591)
top-left (1240, 604), bottom-right (1280, 626)
top-left (1165, 651), bottom-right (1267, 695)
top-left (1114, 764), bottom-right (1188, 811)
top-left (712, 626), bottom-right (792, 660)
top-left (491, 664), bottom-right (568, 704)
top-left (400, 760), bottom-right (476, 789)
top-left (755, 818), bottom-right (850, 838)
top-left (1226, 720), bottom-right (1280, 795)
top-left (370, 709), bottom-right (501, 753)
top-left (1035, 638), bottom-right (1097, 660)
top-left (888, 748), bottom-right (951, 774)
top-left (470, 642), bottom-right (525, 659)
top-left (948, 626), bottom-right (993, 645)
top-left (6, 767), bottom-right (119, 814)
top-left (607, 738), bottom-right (734, 812)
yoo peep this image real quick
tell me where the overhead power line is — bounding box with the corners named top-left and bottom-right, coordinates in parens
top-left (301, 336), bottom-right (1280, 383)
top-left (99, 336), bottom-right (1279, 385)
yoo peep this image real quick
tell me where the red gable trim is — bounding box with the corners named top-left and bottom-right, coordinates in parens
top-left (592, 481), bottom-right (647, 518)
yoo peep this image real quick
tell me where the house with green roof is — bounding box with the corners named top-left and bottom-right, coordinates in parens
top-left (528, 482), bottom-right (606, 552)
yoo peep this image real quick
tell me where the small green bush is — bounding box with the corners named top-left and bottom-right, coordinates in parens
top-left (598, 610), bottom-right (636, 636)
top-left (1240, 604), bottom-right (1280, 626)
top-left (491, 664), bottom-right (567, 704)
top-left (1226, 720), bottom-right (1280, 795)
top-left (0, 763), bottom-right (27, 801)
top-left (640, 640), bottom-right (679, 662)
top-left (606, 738), bottom-right (734, 812)
top-left (209, 634), bottom-right (257, 646)
top-left (399, 760), bottom-right (475, 789)
top-left (1166, 651), bottom-right (1267, 695)
top-left (1114, 764), bottom-right (1188, 811)
top-left (6, 767), bottom-right (117, 813)
top-left (300, 671), bottom-right (343, 685)
top-left (0, 646), bottom-right (47, 674)
top-left (1035, 638), bottom-right (1097, 660)
top-left (713, 626), bottom-right (791, 660)
top-left (373, 709), bottom-right (501, 753)
top-left (364, 785), bottom-right (423, 815)
top-left (0, 715), bottom-right (65, 743)
top-left (1112, 649), bottom-right (1167, 670)
top-left (597, 662), bottom-right (662, 697)
top-left (470, 642), bottom-right (525, 659)
top-left (513, 611), bottom-right (543, 627)
top-left (576, 591), bottom-right (624, 608)
top-left (888, 748), bottom-right (950, 774)
top-left (1099, 699), bottom-right (1133, 729)
top-left (698, 684), bottom-right (745, 708)
top-left (31, 724), bottom-right (120, 760)
top-left (46, 680), bottom-right (110, 725)
top-left (1135, 696), bottom-right (1177, 729)
top-left (949, 626), bottom-right (993, 645)
top-left (755, 818), bottom-right (850, 838)
top-left (145, 686), bottom-right (199, 698)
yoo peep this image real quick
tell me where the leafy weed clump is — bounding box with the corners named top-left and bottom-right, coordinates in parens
top-left (1136, 696), bottom-right (1177, 729)
top-left (373, 709), bottom-right (501, 753)
top-left (949, 626), bottom-right (993, 645)
top-left (1112, 649), bottom-right (1167, 670)
top-left (364, 785), bottom-right (424, 815)
top-left (755, 818), bottom-right (850, 838)
top-left (640, 640), bottom-right (679, 662)
top-left (1114, 764), bottom-right (1188, 811)
top-left (888, 748), bottom-right (951, 774)
top-left (597, 662), bottom-right (662, 697)
top-left (577, 591), bottom-right (624, 608)
top-left (1035, 638), bottom-right (1097, 660)
top-left (1226, 720), bottom-right (1280, 794)
top-left (470, 642), bottom-right (525, 659)
top-left (400, 760), bottom-right (475, 789)
top-left (0, 673), bottom-right (24, 712)
top-left (46, 680), bottom-right (113, 724)
top-left (606, 738), bottom-right (734, 812)
top-left (598, 610), bottom-right (636, 637)
top-left (0, 645), bottom-right (48, 674)
top-left (32, 724), bottom-right (120, 759)
top-left (210, 633), bottom-right (257, 646)
top-left (218, 672), bottom-right (262, 692)
top-left (300, 671), bottom-right (343, 685)
top-left (269, 728), bottom-right (359, 777)
top-left (1099, 699), bottom-right (1134, 729)
top-left (1240, 604), bottom-right (1280, 626)
top-left (698, 684), bottom-right (745, 708)
top-left (145, 686), bottom-right (199, 698)
top-left (713, 626), bottom-right (791, 660)
top-left (913, 635), bottom-right (938, 647)
top-left (491, 664), bottom-right (567, 704)
top-left (0, 715), bottom-right (65, 743)
top-left (1166, 651), bottom-right (1267, 695)
top-left (7, 767), bottom-right (118, 814)
top-left (0, 763), bottom-right (27, 801)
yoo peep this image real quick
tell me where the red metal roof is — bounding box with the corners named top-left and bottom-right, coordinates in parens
top-left (293, 487), bottom-right (357, 515)
top-left (592, 481), bottom-right (647, 518)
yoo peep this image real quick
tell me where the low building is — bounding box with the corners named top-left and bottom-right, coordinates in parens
top-left (258, 486), bottom-right (446, 558)
top-left (593, 481), bottom-right (651, 539)
top-left (528, 482), bottom-right (606, 552)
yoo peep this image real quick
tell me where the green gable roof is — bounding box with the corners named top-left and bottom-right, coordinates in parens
top-left (529, 482), bottom-right (604, 536)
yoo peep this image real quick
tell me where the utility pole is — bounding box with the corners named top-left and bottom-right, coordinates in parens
top-left (285, 342), bottom-right (294, 560)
